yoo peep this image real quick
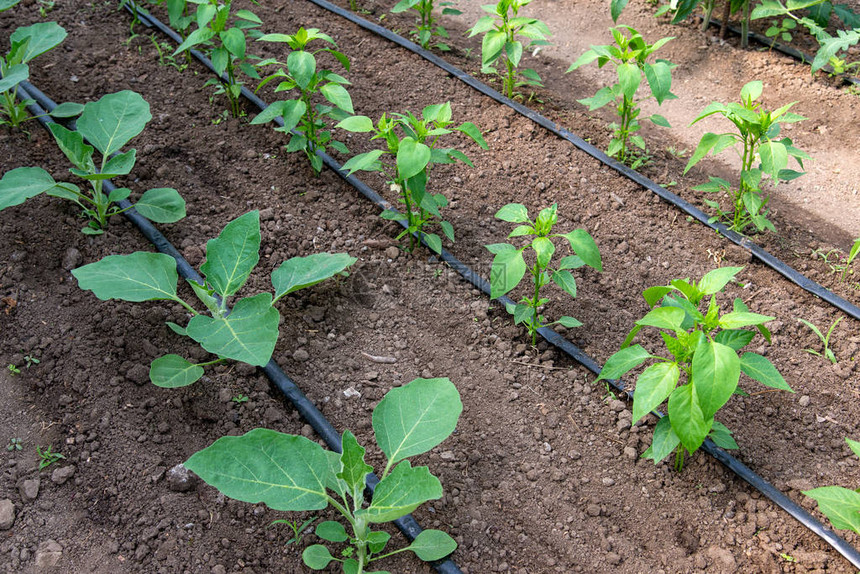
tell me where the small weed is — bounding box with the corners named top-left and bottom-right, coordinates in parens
top-left (780, 553), bottom-right (797, 563)
top-left (797, 316), bottom-right (843, 364)
top-left (7, 364), bottom-right (20, 375)
top-left (37, 0), bottom-right (55, 17)
top-left (36, 445), bottom-right (65, 470)
top-left (269, 516), bottom-right (317, 546)
top-left (232, 394), bottom-right (249, 405)
top-left (23, 355), bottom-right (39, 368)
top-left (6, 438), bottom-right (22, 451)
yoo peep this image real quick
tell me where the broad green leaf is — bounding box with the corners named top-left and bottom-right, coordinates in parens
top-left (47, 123), bottom-right (94, 172)
top-left (108, 187), bottom-right (131, 203)
top-left (186, 429), bottom-right (335, 511)
top-left (272, 252), bottom-right (356, 301)
top-left (848, 438), bottom-right (860, 459)
top-left (643, 286), bottom-right (673, 307)
top-left (709, 421), bottom-right (738, 450)
top-left (9, 22), bottom-right (66, 64)
top-left (803, 486), bottom-right (860, 534)
top-left (610, 0), bottom-right (630, 22)
top-left (557, 255), bottom-right (584, 270)
top-left (532, 237), bottom-right (555, 269)
top-left (149, 354), bottom-right (204, 388)
top-left (135, 188), bottom-right (187, 223)
top-left (596, 344), bottom-right (652, 381)
top-left (489, 248), bottom-right (526, 299)
top-left (636, 306), bottom-right (686, 332)
top-left (644, 61), bottom-right (673, 104)
top-left (697, 266), bottom-right (743, 295)
top-left (359, 461), bottom-right (442, 523)
top-left (649, 114), bottom-right (671, 127)
top-left (220, 27), bottom-right (245, 59)
top-left (77, 91), bottom-right (151, 156)
top-left (288, 50), bottom-right (315, 91)
top-left (72, 252), bottom-right (179, 302)
top-left (740, 80), bottom-right (763, 101)
top-left (315, 521), bottom-right (348, 543)
top-left (760, 140), bottom-right (788, 182)
top-left (0, 167), bottom-right (59, 211)
top-left (407, 529), bottom-right (458, 561)
top-left (557, 316), bottom-right (583, 328)
top-left (719, 311), bottom-right (774, 329)
top-left (632, 362), bottom-right (680, 424)
top-left (691, 341), bottom-right (739, 420)
top-left (396, 138), bottom-right (431, 180)
top-left (482, 29), bottom-right (506, 66)
top-left (337, 430), bottom-right (373, 506)
top-left (505, 40), bottom-right (523, 67)
top-left (617, 62), bottom-right (641, 100)
top-left (235, 9), bottom-right (262, 23)
top-left (668, 384), bottom-right (710, 454)
top-left (373, 378), bottom-right (462, 466)
top-left (423, 232), bottom-right (442, 254)
top-left (551, 270), bottom-right (577, 299)
top-left (558, 229), bottom-right (602, 271)
top-left (367, 530), bottom-right (391, 554)
top-left (186, 293), bottom-right (278, 366)
top-left (714, 329), bottom-right (756, 351)
top-left (642, 415), bottom-right (681, 463)
top-left (468, 15), bottom-right (496, 37)
top-left (456, 121), bottom-right (488, 149)
top-left (320, 83), bottom-right (354, 114)
top-left (340, 149), bottom-right (385, 176)
top-left (495, 203), bottom-right (530, 223)
top-left (100, 150), bottom-right (137, 178)
top-left (173, 27), bottom-right (215, 55)
top-left (685, 132), bottom-right (727, 173)
top-left (201, 211), bottom-right (261, 298)
top-left (0, 63), bottom-right (28, 93)
top-left (336, 115), bottom-right (374, 132)
top-left (302, 545), bottom-right (336, 569)
top-left (740, 352), bottom-right (792, 391)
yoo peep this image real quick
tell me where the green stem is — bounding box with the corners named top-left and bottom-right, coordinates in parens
top-left (529, 262), bottom-right (544, 346)
top-left (674, 446), bottom-right (685, 472)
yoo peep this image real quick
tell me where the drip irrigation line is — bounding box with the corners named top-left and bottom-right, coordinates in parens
top-left (302, 0), bottom-right (860, 325)
top-left (708, 17), bottom-right (860, 86)
top-left (16, 79), bottom-right (461, 574)
top-left (116, 4), bottom-right (860, 568)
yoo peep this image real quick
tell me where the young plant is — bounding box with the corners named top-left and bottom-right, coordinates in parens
top-left (803, 437), bottom-right (860, 535)
top-left (684, 80), bottom-right (811, 234)
top-left (173, 0), bottom-right (263, 118)
top-left (596, 266), bottom-right (793, 470)
top-left (797, 316), bottom-right (843, 364)
top-left (185, 377), bottom-right (462, 573)
top-left (337, 103), bottom-right (487, 254)
top-left (392, 0), bottom-right (461, 51)
top-left (6, 438), bottom-right (22, 451)
top-left (0, 21), bottom-right (68, 129)
top-left (467, 0), bottom-right (551, 100)
top-left (486, 203), bottom-right (602, 345)
top-left (72, 211), bottom-right (356, 388)
top-left (251, 28), bottom-right (354, 175)
top-left (270, 516), bottom-right (317, 546)
top-left (6, 364), bottom-right (20, 375)
top-left (568, 25), bottom-right (676, 169)
top-left (36, 445), bottom-right (65, 470)
top-left (0, 91), bottom-right (186, 234)
top-left (765, 17), bottom-right (797, 47)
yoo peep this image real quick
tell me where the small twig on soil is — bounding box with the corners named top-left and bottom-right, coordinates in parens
top-left (567, 413), bottom-right (582, 433)
top-left (510, 359), bottom-right (568, 370)
top-left (360, 351), bottom-right (397, 364)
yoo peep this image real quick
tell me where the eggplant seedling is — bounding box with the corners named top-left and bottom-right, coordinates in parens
top-left (684, 80), bottom-right (811, 234)
top-left (186, 377), bottom-right (462, 573)
top-left (337, 102), bottom-right (487, 254)
top-left (803, 437), bottom-right (860, 535)
top-left (568, 25), bottom-right (676, 169)
top-left (597, 266), bottom-right (793, 470)
top-left (0, 90), bottom-right (186, 234)
top-left (392, 0), bottom-right (461, 51)
top-left (251, 28), bottom-right (354, 175)
top-left (486, 203), bottom-right (602, 345)
top-left (72, 211), bottom-right (356, 388)
top-left (467, 0), bottom-right (551, 100)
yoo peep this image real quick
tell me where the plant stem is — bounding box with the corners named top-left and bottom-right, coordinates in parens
top-left (530, 263), bottom-right (544, 346)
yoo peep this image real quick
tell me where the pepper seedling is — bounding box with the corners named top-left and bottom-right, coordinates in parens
top-left (186, 377), bottom-right (462, 573)
top-left (486, 203), bottom-right (602, 345)
top-left (337, 102), bottom-right (487, 254)
top-left (597, 266), bottom-right (793, 470)
top-left (568, 25), bottom-right (676, 169)
top-left (251, 27), bottom-right (354, 175)
top-left (72, 211), bottom-right (356, 387)
top-left (0, 90), bottom-right (185, 234)
top-left (392, 0), bottom-right (461, 51)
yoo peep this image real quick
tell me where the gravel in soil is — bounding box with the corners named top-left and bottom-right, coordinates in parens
top-left (0, 0), bottom-right (858, 572)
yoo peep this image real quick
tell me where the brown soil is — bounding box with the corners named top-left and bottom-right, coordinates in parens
top-left (0, 0), bottom-right (859, 573)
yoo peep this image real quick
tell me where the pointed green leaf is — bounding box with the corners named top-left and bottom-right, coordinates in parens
top-left (149, 354), bottom-right (204, 388)
top-left (455, 121), bottom-right (488, 149)
top-left (848, 438), bottom-right (860, 460)
top-left (100, 149), bottom-right (137, 178)
top-left (359, 460), bottom-right (442, 523)
top-left (10, 22), bottom-right (66, 64)
top-left (760, 140), bottom-right (788, 182)
top-left (719, 311), bottom-right (774, 329)
top-left (373, 378), bottom-right (462, 466)
top-left (557, 316), bottom-right (583, 328)
top-left (340, 149), bottom-right (385, 176)
top-left (72, 252), bottom-right (179, 302)
top-left (489, 248), bottom-right (526, 299)
top-left (134, 188), bottom-right (187, 223)
top-left (697, 266), bottom-right (743, 295)
top-left (532, 236), bottom-right (555, 269)
top-left (396, 138), bottom-right (431, 180)
top-left (551, 270), bottom-right (577, 299)
top-left (632, 362), bottom-right (680, 424)
top-left (320, 83), bottom-right (354, 114)
top-left (617, 62), bottom-right (641, 100)
top-left (708, 421), bottom-right (738, 450)
top-left (644, 60), bottom-right (673, 105)
top-left (558, 229), bottom-right (602, 271)
top-left (740, 352), bottom-right (792, 391)
top-left (288, 50), bottom-right (315, 91)
top-left (803, 486), bottom-right (860, 534)
top-left (407, 529), bottom-right (458, 561)
top-left (714, 329), bottom-right (755, 351)
top-left (636, 306), bottom-right (686, 332)
top-left (495, 203), bottom-right (530, 223)
top-left (186, 429), bottom-right (336, 511)
top-left (692, 341), bottom-right (739, 420)
top-left (47, 123), bottom-right (94, 172)
top-left (201, 211), bottom-right (261, 298)
top-left (173, 27), bottom-right (214, 55)
top-left (338, 430), bottom-right (373, 506)
top-left (221, 27), bottom-right (246, 59)
top-left (642, 415), bottom-right (681, 463)
top-left (336, 115), bottom-right (374, 132)
top-left (0, 63), bottom-right (28, 93)
top-left (186, 293), bottom-right (278, 366)
top-left (596, 344), bottom-right (652, 381)
top-left (272, 252), bottom-right (356, 301)
top-left (77, 91), bottom-right (151, 156)
top-left (668, 384), bottom-right (710, 454)
top-left (0, 167), bottom-right (59, 211)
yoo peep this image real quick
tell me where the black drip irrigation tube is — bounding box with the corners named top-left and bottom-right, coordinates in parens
top-left (708, 17), bottom-right (860, 87)
top-left (118, 4), bottom-right (860, 568)
top-left (302, 0), bottom-right (860, 325)
top-left (14, 79), bottom-right (462, 574)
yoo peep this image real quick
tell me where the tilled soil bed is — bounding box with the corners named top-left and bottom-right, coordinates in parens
top-left (0, 0), bottom-right (859, 573)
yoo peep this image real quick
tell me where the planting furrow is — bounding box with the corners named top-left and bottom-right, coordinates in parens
top-left (118, 4), bottom-right (860, 568)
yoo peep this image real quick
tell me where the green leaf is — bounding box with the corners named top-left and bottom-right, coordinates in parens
top-left (48, 102), bottom-right (84, 118)
top-left (288, 50), bottom-right (316, 91)
top-left (359, 460), bottom-right (442, 523)
top-left (610, 0), bottom-right (630, 22)
top-left (302, 544), bottom-right (336, 569)
top-left (495, 203), bottom-right (530, 223)
top-left (341, 149), bottom-right (385, 176)
top-left (272, 252), bottom-right (356, 301)
top-left (714, 329), bottom-right (755, 351)
top-left (719, 311), bottom-right (774, 329)
top-left (320, 83), bottom-right (354, 114)
top-left (596, 344), bottom-right (652, 381)
top-left (315, 521), bottom-right (348, 543)
top-left (557, 255), bottom-right (584, 270)
top-left (759, 140), bottom-right (788, 182)
top-left (337, 430), bottom-right (373, 506)
top-left (697, 266), bottom-right (743, 296)
top-left (374, 378), bottom-right (462, 466)
top-left (336, 115), bottom-right (374, 132)
top-left (532, 236), bottom-right (555, 269)
top-left (643, 286), bottom-right (673, 307)
top-left (551, 270), bottom-right (577, 299)
top-left (9, 21), bottom-right (66, 64)
top-left (636, 306), bottom-right (686, 332)
top-left (803, 486), bottom-right (860, 534)
top-left (47, 123), bottom-right (94, 172)
top-left (456, 121), bottom-right (488, 149)
top-left (709, 421), bottom-right (738, 450)
top-left (668, 384), bottom-right (710, 454)
top-left (557, 316), bottom-right (583, 328)
top-left (149, 354), bottom-right (204, 388)
top-left (134, 188), bottom-right (187, 224)
top-left (396, 138), bottom-right (431, 180)
top-left (642, 415), bottom-right (681, 463)
top-left (0, 167), bottom-right (60, 211)
top-left (691, 341), bottom-right (739, 421)
top-left (108, 187), bottom-right (131, 204)
top-left (847, 438), bottom-right (860, 460)
top-left (0, 63), bottom-right (28, 93)
top-left (186, 293), bottom-right (278, 367)
top-left (489, 248), bottom-right (526, 299)
top-left (740, 80), bottom-right (763, 102)
top-left (407, 529), bottom-right (458, 561)
top-left (187, 429), bottom-right (336, 512)
top-left (685, 132), bottom-right (727, 173)
top-left (220, 27), bottom-right (245, 59)
top-left (367, 530), bottom-right (391, 554)
top-left (201, 211), bottom-right (261, 298)
top-left (740, 353), bottom-right (792, 391)
top-left (644, 61), bottom-right (673, 105)
top-left (77, 91), bottom-right (151, 157)
top-left (558, 229), bottom-right (602, 271)
top-left (632, 362), bottom-right (680, 424)
top-left (72, 252), bottom-right (179, 302)
top-left (96, 149), bottom-right (137, 178)
top-left (173, 27), bottom-right (214, 55)
top-left (617, 62), bottom-right (641, 100)
top-left (423, 232), bottom-right (442, 254)
top-left (649, 114), bottom-right (671, 128)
